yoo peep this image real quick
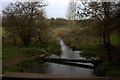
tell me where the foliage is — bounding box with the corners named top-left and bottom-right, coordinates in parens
top-left (3, 58), bottom-right (48, 73)
top-left (2, 27), bottom-right (9, 37)
top-left (110, 34), bottom-right (119, 46)
top-left (46, 33), bottom-right (61, 55)
top-left (76, 2), bottom-right (120, 61)
top-left (35, 56), bottom-right (45, 62)
top-left (24, 48), bottom-right (47, 57)
top-left (2, 2), bottom-right (49, 46)
top-left (3, 60), bottom-right (34, 73)
top-left (2, 66), bottom-right (24, 73)
top-left (80, 46), bottom-right (107, 59)
top-left (2, 46), bottom-right (26, 60)
top-left (106, 70), bottom-right (120, 77)
top-left (94, 61), bottom-right (120, 76)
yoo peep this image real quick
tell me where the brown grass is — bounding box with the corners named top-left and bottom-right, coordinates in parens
top-left (52, 27), bottom-right (98, 45)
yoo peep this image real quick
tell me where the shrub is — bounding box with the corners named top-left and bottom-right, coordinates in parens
top-left (94, 61), bottom-right (120, 76)
top-left (106, 70), bottom-right (120, 77)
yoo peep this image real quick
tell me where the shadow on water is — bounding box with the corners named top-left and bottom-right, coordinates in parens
top-left (31, 37), bottom-right (96, 76)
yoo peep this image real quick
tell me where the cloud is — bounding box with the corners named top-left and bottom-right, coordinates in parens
top-left (1, 0), bottom-right (69, 19)
top-left (46, 0), bottom-right (69, 6)
top-left (45, 0), bottom-right (69, 19)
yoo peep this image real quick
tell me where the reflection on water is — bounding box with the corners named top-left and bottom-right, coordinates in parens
top-left (32, 62), bottom-right (95, 76)
top-left (32, 37), bottom-right (95, 76)
top-left (45, 62), bottom-right (95, 76)
top-left (49, 37), bottom-right (83, 59)
top-left (58, 37), bottom-right (83, 59)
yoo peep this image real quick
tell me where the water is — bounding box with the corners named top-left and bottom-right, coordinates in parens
top-left (32, 62), bottom-right (95, 76)
top-left (32, 37), bottom-right (95, 76)
top-left (49, 37), bottom-right (84, 59)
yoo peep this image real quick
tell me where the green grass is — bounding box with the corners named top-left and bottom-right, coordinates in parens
top-left (106, 70), bottom-right (120, 77)
top-left (56, 26), bottom-right (120, 77)
top-left (63, 38), bottom-right (107, 59)
top-left (3, 66), bottom-right (24, 73)
top-left (47, 34), bottom-right (61, 55)
top-left (3, 31), bottom-right (62, 73)
top-left (94, 61), bottom-right (120, 77)
top-left (2, 45), bottom-right (47, 60)
top-left (111, 34), bottom-right (119, 46)
top-left (3, 32), bottom-right (61, 59)
top-left (3, 60), bottom-right (34, 73)
top-left (62, 32), bottom-right (119, 60)
top-left (3, 46), bottom-right (26, 60)
top-left (3, 58), bottom-right (47, 73)
top-left (3, 24), bottom-right (119, 76)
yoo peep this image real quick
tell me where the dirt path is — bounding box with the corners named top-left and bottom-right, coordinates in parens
top-left (3, 54), bottom-right (47, 67)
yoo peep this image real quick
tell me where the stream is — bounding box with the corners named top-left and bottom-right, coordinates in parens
top-left (32, 37), bottom-right (96, 76)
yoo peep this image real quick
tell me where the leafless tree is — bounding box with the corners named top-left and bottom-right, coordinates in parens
top-left (66, 0), bottom-right (77, 28)
top-left (2, 1), bottom-right (49, 46)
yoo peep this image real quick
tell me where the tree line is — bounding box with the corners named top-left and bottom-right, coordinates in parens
top-left (67, 1), bottom-right (120, 61)
top-left (2, 1), bottom-right (50, 47)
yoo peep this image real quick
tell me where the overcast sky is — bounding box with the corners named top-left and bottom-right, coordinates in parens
top-left (1, 0), bottom-right (69, 19)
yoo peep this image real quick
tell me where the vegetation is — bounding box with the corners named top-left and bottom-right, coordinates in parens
top-left (47, 1), bottom-right (120, 77)
top-left (2, 0), bottom-right (120, 77)
top-left (3, 58), bottom-right (46, 73)
top-left (2, 2), bottom-right (49, 46)
top-left (2, 2), bottom-right (61, 73)
top-left (94, 61), bottom-right (120, 77)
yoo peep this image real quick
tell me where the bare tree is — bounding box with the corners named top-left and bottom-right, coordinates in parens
top-left (66, 0), bottom-right (77, 28)
top-left (2, 1), bottom-right (49, 46)
top-left (77, 2), bottom-right (120, 61)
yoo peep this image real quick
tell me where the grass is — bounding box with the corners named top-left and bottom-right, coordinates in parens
top-left (2, 45), bottom-right (47, 61)
top-left (3, 65), bottom-right (24, 73)
top-left (53, 25), bottom-right (120, 77)
top-left (94, 61), bottom-right (120, 77)
top-left (3, 60), bottom-right (34, 73)
top-left (47, 29), bottom-right (62, 55)
top-left (111, 34), bottom-right (119, 46)
top-left (106, 70), bottom-right (120, 77)
top-left (3, 31), bottom-right (62, 73)
top-left (3, 46), bottom-right (26, 60)
top-left (2, 25), bottom-right (119, 76)
top-left (3, 58), bottom-right (47, 73)
top-left (3, 31), bottom-right (61, 58)
top-left (63, 38), bottom-right (108, 60)
top-left (55, 26), bottom-right (119, 60)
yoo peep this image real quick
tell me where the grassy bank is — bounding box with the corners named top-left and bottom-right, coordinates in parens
top-left (3, 57), bottom-right (46, 73)
top-left (2, 30), bottom-right (61, 73)
top-left (53, 26), bottom-right (120, 77)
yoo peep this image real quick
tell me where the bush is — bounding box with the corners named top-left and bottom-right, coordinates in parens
top-left (94, 61), bottom-right (120, 76)
top-left (80, 46), bottom-right (107, 60)
top-left (35, 56), bottom-right (45, 62)
top-left (25, 48), bottom-right (47, 57)
top-left (106, 70), bottom-right (120, 77)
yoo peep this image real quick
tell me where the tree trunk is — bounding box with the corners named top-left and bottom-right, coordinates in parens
top-left (102, 2), bottom-right (112, 61)
top-left (103, 24), bottom-right (112, 61)
top-left (106, 30), bottom-right (112, 61)
top-left (2, 36), bottom-right (4, 45)
top-left (118, 26), bottom-right (120, 46)
top-left (13, 35), bottom-right (16, 46)
top-left (103, 31), bottom-right (107, 46)
top-left (21, 36), bottom-right (31, 47)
